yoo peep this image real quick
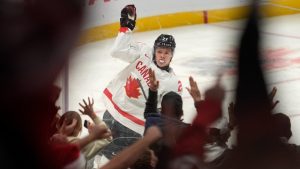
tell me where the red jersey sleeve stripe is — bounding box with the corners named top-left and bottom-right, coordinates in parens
top-left (119, 27), bottom-right (129, 33)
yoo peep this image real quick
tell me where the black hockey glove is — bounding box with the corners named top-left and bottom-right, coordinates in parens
top-left (120, 4), bottom-right (136, 30)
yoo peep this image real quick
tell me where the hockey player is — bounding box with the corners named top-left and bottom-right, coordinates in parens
top-left (101, 4), bottom-right (182, 159)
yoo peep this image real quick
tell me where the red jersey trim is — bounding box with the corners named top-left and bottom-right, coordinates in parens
top-left (104, 88), bottom-right (145, 126)
top-left (119, 27), bottom-right (129, 33)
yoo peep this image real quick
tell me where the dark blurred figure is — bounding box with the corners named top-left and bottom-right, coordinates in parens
top-left (220, 2), bottom-right (300, 169)
top-left (168, 76), bottom-right (225, 169)
top-left (270, 113), bottom-right (300, 156)
top-left (130, 149), bottom-right (158, 169)
top-left (205, 85), bottom-right (280, 169)
top-left (0, 0), bottom-right (83, 169)
top-left (272, 113), bottom-right (292, 141)
top-left (143, 69), bottom-right (189, 169)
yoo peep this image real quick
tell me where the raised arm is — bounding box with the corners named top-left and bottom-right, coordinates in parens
top-left (111, 4), bottom-right (144, 63)
top-left (79, 97), bottom-right (104, 125)
top-left (171, 77), bottom-right (224, 161)
top-left (186, 76), bottom-right (202, 107)
top-left (144, 68), bottom-right (159, 118)
top-left (73, 124), bottom-right (111, 150)
top-left (78, 97), bottom-right (112, 143)
top-left (269, 86), bottom-right (279, 110)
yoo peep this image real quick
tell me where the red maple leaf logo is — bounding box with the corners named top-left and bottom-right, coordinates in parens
top-left (125, 76), bottom-right (141, 99)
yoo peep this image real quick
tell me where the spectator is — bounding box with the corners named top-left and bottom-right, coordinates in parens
top-left (169, 76), bottom-right (225, 169)
top-left (144, 68), bottom-right (187, 134)
top-left (53, 98), bottom-right (112, 161)
top-left (203, 102), bottom-right (235, 169)
top-left (143, 68), bottom-right (188, 169)
top-left (204, 86), bottom-right (279, 169)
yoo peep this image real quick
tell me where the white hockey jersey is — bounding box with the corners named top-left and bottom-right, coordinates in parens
top-left (103, 27), bottom-right (182, 134)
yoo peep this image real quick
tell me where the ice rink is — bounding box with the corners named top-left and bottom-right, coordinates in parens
top-left (61, 14), bottom-right (300, 144)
